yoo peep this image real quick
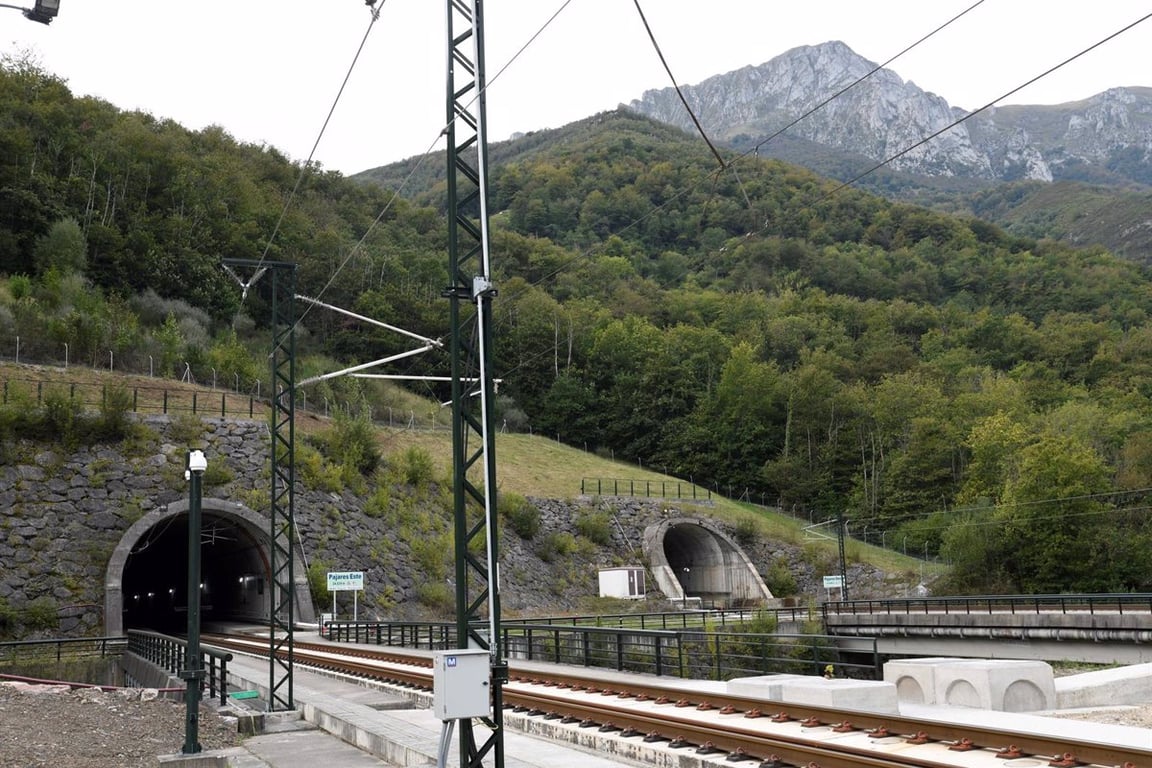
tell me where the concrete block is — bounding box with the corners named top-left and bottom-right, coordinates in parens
top-left (726, 674), bottom-right (807, 702)
top-left (933, 660), bottom-right (1054, 711)
top-left (1055, 662), bottom-right (1152, 709)
top-left (883, 657), bottom-right (963, 705)
top-left (778, 677), bottom-right (900, 714)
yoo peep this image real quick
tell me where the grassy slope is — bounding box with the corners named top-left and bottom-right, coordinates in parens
top-left (369, 421), bottom-right (927, 574)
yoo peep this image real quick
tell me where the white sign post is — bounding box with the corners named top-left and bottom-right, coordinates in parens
top-left (327, 571), bottom-right (365, 621)
top-left (822, 574), bottom-right (845, 600)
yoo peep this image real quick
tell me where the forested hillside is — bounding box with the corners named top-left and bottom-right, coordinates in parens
top-left (3, 55), bottom-right (1152, 594)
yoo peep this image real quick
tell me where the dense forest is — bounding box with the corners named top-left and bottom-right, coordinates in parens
top-left (3, 54), bottom-right (1152, 594)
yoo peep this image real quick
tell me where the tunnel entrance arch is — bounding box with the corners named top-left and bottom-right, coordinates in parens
top-left (104, 498), bottom-right (316, 636)
top-left (643, 518), bottom-right (774, 608)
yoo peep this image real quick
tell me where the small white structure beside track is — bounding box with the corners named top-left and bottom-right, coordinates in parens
top-left (884, 657), bottom-right (1055, 711)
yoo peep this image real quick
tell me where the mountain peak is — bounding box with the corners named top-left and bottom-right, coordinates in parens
top-left (627, 40), bottom-right (1152, 187)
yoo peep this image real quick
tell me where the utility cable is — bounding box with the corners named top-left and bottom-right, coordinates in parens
top-left (233, 3), bottom-right (383, 320)
top-left (486, 0), bottom-right (992, 319)
top-left (814, 10), bottom-right (1152, 205)
top-left (749, 0), bottom-right (987, 158)
top-left (630, 0), bottom-right (726, 170)
top-left (476, 11), bottom-right (1152, 447)
top-left (292, 1), bottom-right (575, 336)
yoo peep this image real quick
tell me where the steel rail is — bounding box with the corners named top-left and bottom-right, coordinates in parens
top-left (205, 635), bottom-right (1150, 768)
top-left (505, 685), bottom-right (967, 768)
top-left (508, 666), bottom-right (1147, 768)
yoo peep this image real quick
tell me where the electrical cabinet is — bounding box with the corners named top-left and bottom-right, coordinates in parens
top-left (598, 567), bottom-right (645, 599)
top-left (432, 648), bottom-right (491, 720)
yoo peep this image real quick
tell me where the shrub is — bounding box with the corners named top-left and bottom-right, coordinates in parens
top-left (23, 596), bottom-right (59, 632)
top-left (411, 534), bottom-right (451, 580)
top-left (733, 516), bottom-right (759, 546)
top-left (364, 486), bottom-right (392, 519)
top-left (95, 384), bottom-right (134, 440)
top-left (763, 560), bottom-right (799, 598)
top-left (575, 511), bottom-right (613, 546)
top-left (168, 412), bottom-right (205, 444)
top-left (39, 388), bottom-right (82, 444)
top-left (416, 581), bottom-right (454, 612)
top-left (202, 462), bottom-right (234, 487)
top-left (296, 443), bottom-right (342, 493)
top-left (306, 561), bottom-right (331, 605)
top-left (399, 446), bottom-right (436, 487)
top-left (326, 407), bottom-right (380, 477)
top-left (499, 492), bottom-right (539, 540)
top-left (536, 531), bottom-right (576, 562)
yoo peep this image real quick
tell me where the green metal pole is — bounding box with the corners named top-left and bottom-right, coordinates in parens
top-left (182, 450), bottom-right (206, 755)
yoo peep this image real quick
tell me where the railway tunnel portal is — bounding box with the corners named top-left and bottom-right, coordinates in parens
top-left (104, 497), bottom-right (316, 636)
top-left (643, 517), bottom-right (774, 608)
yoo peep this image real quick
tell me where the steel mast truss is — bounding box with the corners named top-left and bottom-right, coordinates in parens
top-left (222, 258), bottom-right (297, 711)
top-left (443, 1), bottom-right (506, 767)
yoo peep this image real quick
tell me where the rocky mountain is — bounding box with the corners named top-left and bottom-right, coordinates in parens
top-left (626, 41), bottom-right (1152, 188)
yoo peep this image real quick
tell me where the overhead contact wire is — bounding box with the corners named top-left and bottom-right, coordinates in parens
top-left (748, 0), bottom-right (987, 157)
top-left (630, 0), bottom-right (726, 170)
top-left (254, 3), bottom-right (384, 276)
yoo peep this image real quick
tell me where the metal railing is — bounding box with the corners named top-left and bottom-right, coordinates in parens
top-left (323, 618), bottom-right (878, 680)
top-left (323, 620), bottom-right (455, 649)
top-left (580, 477), bottom-right (712, 501)
top-left (503, 606), bottom-right (817, 631)
top-left (824, 593), bottom-right (1152, 619)
top-left (126, 630), bottom-right (233, 706)
top-left (1, 377), bottom-right (261, 419)
top-left (0, 636), bottom-right (127, 666)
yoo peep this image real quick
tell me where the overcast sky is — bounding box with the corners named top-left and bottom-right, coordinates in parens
top-left (3, 1), bottom-right (1150, 176)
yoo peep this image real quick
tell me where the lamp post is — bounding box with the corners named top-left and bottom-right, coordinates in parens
top-left (182, 449), bottom-right (207, 755)
top-left (0, 0), bottom-right (60, 23)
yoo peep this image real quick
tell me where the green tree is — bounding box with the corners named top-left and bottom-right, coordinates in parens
top-left (32, 218), bottom-right (87, 276)
top-left (153, 313), bottom-right (184, 378)
top-left (998, 436), bottom-right (1112, 592)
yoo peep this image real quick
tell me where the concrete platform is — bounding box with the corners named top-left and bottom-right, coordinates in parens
top-left (166, 641), bottom-right (1148, 766)
top-left (202, 654), bottom-right (640, 768)
top-left (1055, 662), bottom-right (1152, 708)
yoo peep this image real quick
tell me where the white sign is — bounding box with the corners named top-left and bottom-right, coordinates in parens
top-left (327, 571), bottom-right (365, 591)
top-left (822, 575), bottom-right (844, 589)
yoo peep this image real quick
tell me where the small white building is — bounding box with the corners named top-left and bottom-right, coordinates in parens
top-left (598, 567), bottom-right (646, 599)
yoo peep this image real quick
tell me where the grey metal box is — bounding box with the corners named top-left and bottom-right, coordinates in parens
top-left (432, 649), bottom-right (491, 720)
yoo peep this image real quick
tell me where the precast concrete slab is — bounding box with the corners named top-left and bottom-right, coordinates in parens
top-left (883, 657), bottom-right (965, 705)
top-left (725, 673), bottom-right (807, 702)
top-left (1055, 662), bottom-right (1152, 709)
top-left (932, 659), bottom-right (1054, 711)
top-left (776, 677), bottom-right (900, 714)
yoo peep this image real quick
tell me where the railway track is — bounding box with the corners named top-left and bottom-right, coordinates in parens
top-left (205, 634), bottom-right (1149, 768)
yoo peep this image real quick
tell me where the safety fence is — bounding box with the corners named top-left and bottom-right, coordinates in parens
top-left (504, 606), bottom-right (817, 631)
top-left (825, 593), bottom-right (1152, 618)
top-left (1, 377), bottom-right (264, 419)
top-left (0, 635), bottom-right (126, 667)
top-left (580, 477), bottom-right (712, 501)
top-left (323, 618), bottom-right (878, 681)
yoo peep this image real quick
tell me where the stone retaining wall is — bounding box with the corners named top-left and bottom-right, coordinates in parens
top-left (0, 416), bottom-right (904, 639)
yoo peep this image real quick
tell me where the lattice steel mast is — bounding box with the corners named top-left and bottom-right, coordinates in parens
top-left (443, 1), bottom-right (505, 766)
top-left (222, 258), bottom-right (297, 711)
